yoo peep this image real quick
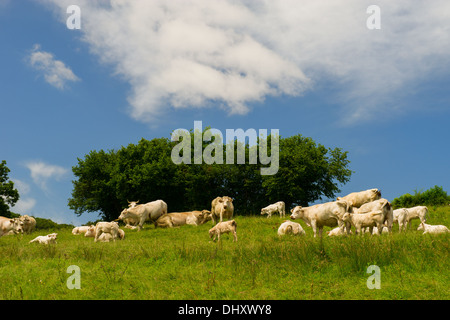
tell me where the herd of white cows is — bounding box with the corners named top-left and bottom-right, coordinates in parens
top-left (1, 188), bottom-right (448, 244)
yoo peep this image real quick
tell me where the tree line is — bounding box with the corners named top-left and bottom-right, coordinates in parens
top-left (68, 128), bottom-right (352, 221)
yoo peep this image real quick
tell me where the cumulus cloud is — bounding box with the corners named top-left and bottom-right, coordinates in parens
top-left (28, 44), bottom-right (80, 89)
top-left (25, 161), bottom-right (68, 190)
top-left (39, 0), bottom-right (450, 124)
top-left (10, 179), bottom-right (36, 214)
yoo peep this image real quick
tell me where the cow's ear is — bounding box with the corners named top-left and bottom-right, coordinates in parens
top-left (218, 199), bottom-right (223, 203)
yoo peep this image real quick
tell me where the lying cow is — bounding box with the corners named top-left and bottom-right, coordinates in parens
top-left (209, 220), bottom-right (237, 242)
top-left (261, 201), bottom-right (286, 218)
top-left (96, 229), bottom-right (125, 242)
top-left (118, 199), bottom-right (167, 230)
top-left (155, 210), bottom-right (211, 228)
top-left (72, 225), bottom-right (94, 235)
top-left (211, 196), bottom-right (234, 224)
top-left (337, 188), bottom-right (381, 208)
top-left (94, 221), bottom-right (120, 242)
top-left (290, 201), bottom-right (349, 237)
top-left (0, 216), bottom-right (23, 237)
top-left (29, 233), bottom-right (58, 244)
top-left (277, 220), bottom-right (305, 236)
top-left (417, 222), bottom-right (449, 235)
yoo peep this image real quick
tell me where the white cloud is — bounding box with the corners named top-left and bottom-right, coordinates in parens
top-left (28, 44), bottom-right (80, 89)
top-left (10, 179), bottom-right (36, 214)
top-left (25, 161), bottom-right (68, 190)
top-left (40, 0), bottom-right (450, 124)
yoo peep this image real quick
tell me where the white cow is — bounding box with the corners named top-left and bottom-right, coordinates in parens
top-left (290, 201), bottom-right (349, 237)
top-left (211, 196), bottom-right (234, 224)
top-left (94, 221), bottom-right (120, 242)
top-left (337, 188), bottom-right (381, 208)
top-left (261, 201), bottom-right (286, 218)
top-left (277, 220), bottom-right (305, 236)
top-left (97, 229), bottom-right (125, 242)
top-left (342, 210), bottom-right (385, 235)
top-left (405, 206), bottom-right (428, 229)
top-left (155, 210), bottom-right (211, 228)
top-left (29, 233), bottom-right (58, 244)
top-left (393, 208), bottom-right (408, 232)
top-left (0, 216), bottom-right (23, 237)
top-left (353, 198), bottom-right (393, 233)
top-left (118, 199), bottom-right (168, 230)
top-left (19, 215), bottom-right (36, 234)
top-left (209, 220), bottom-right (237, 242)
top-left (327, 226), bottom-right (351, 237)
top-left (85, 225), bottom-right (96, 237)
top-left (72, 225), bottom-right (94, 235)
top-left (417, 222), bottom-right (449, 235)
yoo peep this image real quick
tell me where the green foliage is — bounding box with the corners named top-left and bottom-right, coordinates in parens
top-left (69, 132), bottom-right (352, 221)
top-left (0, 160), bottom-right (19, 217)
top-left (392, 185), bottom-right (450, 208)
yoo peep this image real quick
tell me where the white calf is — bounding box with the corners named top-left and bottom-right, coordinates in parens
top-left (342, 211), bottom-right (385, 235)
top-left (417, 223), bottom-right (449, 235)
top-left (209, 220), bottom-right (237, 242)
top-left (29, 233), bottom-right (58, 244)
top-left (277, 221), bottom-right (305, 236)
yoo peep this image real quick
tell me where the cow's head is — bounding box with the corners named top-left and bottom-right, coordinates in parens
top-left (127, 200), bottom-right (139, 208)
top-left (85, 225), bottom-right (96, 237)
top-left (219, 196), bottom-right (233, 210)
top-left (198, 210), bottom-right (212, 225)
top-left (290, 206), bottom-right (303, 220)
top-left (11, 218), bottom-right (24, 234)
top-left (118, 208), bottom-right (130, 220)
top-left (342, 212), bottom-right (351, 223)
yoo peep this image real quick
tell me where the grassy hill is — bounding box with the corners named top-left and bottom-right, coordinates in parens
top-left (0, 206), bottom-right (448, 300)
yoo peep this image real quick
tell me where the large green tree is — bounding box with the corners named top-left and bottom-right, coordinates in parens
top-left (69, 132), bottom-right (352, 221)
top-left (0, 160), bottom-right (20, 217)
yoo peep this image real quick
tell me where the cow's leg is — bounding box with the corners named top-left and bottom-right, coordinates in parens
top-left (233, 230), bottom-right (237, 242)
top-left (311, 220), bottom-right (318, 237)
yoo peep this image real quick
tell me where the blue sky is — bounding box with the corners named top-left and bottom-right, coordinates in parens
top-left (1, 0), bottom-right (449, 225)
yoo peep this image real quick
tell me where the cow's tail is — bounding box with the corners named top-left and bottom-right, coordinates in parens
top-left (231, 220), bottom-right (237, 229)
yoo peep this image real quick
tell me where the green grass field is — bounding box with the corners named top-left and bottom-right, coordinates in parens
top-left (1, 207), bottom-right (449, 300)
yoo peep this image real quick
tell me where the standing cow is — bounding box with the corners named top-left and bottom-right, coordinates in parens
top-left (211, 196), bottom-right (234, 224)
top-left (290, 201), bottom-right (349, 237)
top-left (118, 199), bottom-right (167, 230)
top-left (337, 188), bottom-right (381, 208)
top-left (261, 201), bottom-right (286, 218)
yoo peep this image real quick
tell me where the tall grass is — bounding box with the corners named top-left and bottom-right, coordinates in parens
top-left (0, 207), bottom-right (449, 300)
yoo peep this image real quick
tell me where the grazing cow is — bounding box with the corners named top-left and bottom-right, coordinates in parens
top-left (155, 210), bottom-right (211, 228)
top-left (29, 233), bottom-right (58, 244)
top-left (19, 215), bottom-right (36, 234)
top-left (405, 206), bottom-right (428, 229)
top-left (353, 198), bottom-right (393, 233)
top-left (342, 211), bottom-right (385, 235)
top-left (277, 220), bottom-right (305, 236)
top-left (417, 222), bottom-right (449, 235)
top-left (261, 201), bottom-right (286, 218)
top-left (209, 220), bottom-right (237, 242)
top-left (94, 221), bottom-right (120, 242)
top-left (337, 188), bottom-right (381, 208)
top-left (211, 196), bottom-right (234, 224)
top-left (393, 208), bottom-right (408, 232)
top-left (290, 201), bottom-right (349, 237)
top-left (118, 199), bottom-right (167, 230)
top-left (72, 225), bottom-right (94, 235)
top-left (0, 216), bottom-right (23, 237)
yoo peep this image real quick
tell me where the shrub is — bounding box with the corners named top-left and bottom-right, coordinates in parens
top-left (392, 185), bottom-right (450, 208)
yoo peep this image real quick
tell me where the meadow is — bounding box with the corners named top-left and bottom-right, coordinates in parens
top-left (0, 207), bottom-right (449, 300)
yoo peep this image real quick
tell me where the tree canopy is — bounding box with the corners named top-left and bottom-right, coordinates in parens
top-left (0, 160), bottom-right (20, 218)
top-left (69, 130), bottom-right (352, 221)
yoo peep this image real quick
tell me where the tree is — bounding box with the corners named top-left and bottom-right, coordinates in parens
top-left (261, 135), bottom-right (352, 210)
top-left (0, 160), bottom-right (20, 217)
top-left (69, 132), bottom-right (352, 220)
